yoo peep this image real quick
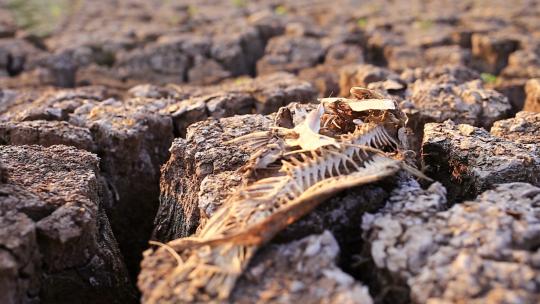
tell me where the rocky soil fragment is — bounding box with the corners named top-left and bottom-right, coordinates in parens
top-left (0, 145), bottom-right (135, 303)
top-left (256, 35), bottom-right (324, 75)
top-left (0, 120), bottom-right (94, 151)
top-left (298, 65), bottom-right (340, 97)
top-left (153, 113), bottom-right (273, 241)
top-left (471, 32), bottom-right (520, 74)
top-left (405, 79), bottom-right (511, 131)
top-left (232, 231), bottom-right (374, 304)
top-left (422, 120), bottom-right (540, 201)
top-left (364, 182), bottom-right (540, 304)
top-left (136, 72), bottom-right (317, 135)
top-left (497, 48), bottom-right (540, 109)
top-left (324, 44), bottom-right (364, 66)
top-left (400, 64), bottom-right (480, 85)
top-left (525, 78), bottom-right (540, 112)
top-left (425, 45), bottom-right (472, 67)
top-left (491, 111), bottom-right (540, 144)
top-left (393, 73), bottom-right (512, 152)
top-left (0, 38), bottom-right (44, 77)
top-left (215, 72), bottom-right (317, 115)
top-left (386, 45), bottom-right (471, 72)
top-left (0, 85), bottom-right (110, 122)
top-left (339, 64), bottom-right (402, 97)
top-left (361, 180), bottom-right (447, 302)
top-left (365, 29), bottom-right (404, 66)
top-left (0, 9), bottom-right (15, 38)
top-left (296, 43), bottom-right (364, 97)
top-left (0, 203), bottom-right (40, 304)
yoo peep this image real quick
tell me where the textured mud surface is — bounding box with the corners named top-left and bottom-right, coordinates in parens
top-left (363, 181), bottom-right (540, 303)
top-left (1, 0), bottom-right (540, 303)
top-left (231, 231), bottom-right (374, 304)
top-left (0, 145), bottom-right (136, 304)
top-left (422, 120), bottom-right (540, 201)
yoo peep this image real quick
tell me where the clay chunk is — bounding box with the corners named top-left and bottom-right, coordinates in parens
top-left (0, 145), bottom-right (135, 304)
top-left (422, 120), bottom-right (540, 200)
top-left (406, 80), bottom-right (511, 130)
top-left (363, 182), bottom-right (540, 304)
top-left (0, 120), bottom-right (95, 151)
top-left (232, 231), bottom-right (374, 304)
top-left (524, 78), bottom-right (540, 112)
top-left (491, 111), bottom-right (540, 145)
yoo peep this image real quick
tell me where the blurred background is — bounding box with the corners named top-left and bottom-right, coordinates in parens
top-left (0, 0), bottom-right (538, 109)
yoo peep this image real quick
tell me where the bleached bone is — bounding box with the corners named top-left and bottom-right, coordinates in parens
top-left (320, 97), bottom-right (396, 112)
top-left (284, 103), bottom-right (338, 150)
top-left (162, 123), bottom-right (403, 302)
top-left (151, 87), bottom-right (427, 303)
top-left (348, 98), bottom-right (396, 111)
top-left (224, 130), bottom-right (276, 150)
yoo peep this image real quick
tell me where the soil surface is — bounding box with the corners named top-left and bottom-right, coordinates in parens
top-left (1, 0), bottom-right (540, 303)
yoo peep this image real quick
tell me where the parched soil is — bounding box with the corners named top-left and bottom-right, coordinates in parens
top-left (1, 0), bottom-right (540, 303)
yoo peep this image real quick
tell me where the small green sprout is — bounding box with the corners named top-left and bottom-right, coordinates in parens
top-left (7, 0), bottom-right (74, 37)
top-left (414, 19), bottom-right (433, 30)
top-left (187, 5), bottom-right (198, 17)
top-left (232, 0), bottom-right (247, 8)
top-left (357, 17), bottom-right (368, 28)
top-left (234, 77), bottom-right (251, 85)
top-left (481, 73), bottom-right (497, 84)
top-left (274, 5), bottom-right (287, 15)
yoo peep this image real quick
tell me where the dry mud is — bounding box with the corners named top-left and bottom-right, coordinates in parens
top-left (1, 0), bottom-right (540, 303)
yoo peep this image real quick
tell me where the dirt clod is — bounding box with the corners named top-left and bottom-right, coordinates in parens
top-left (0, 145), bottom-right (136, 303)
top-left (525, 78), bottom-right (540, 112)
top-left (363, 181), bottom-right (540, 303)
top-left (422, 120), bottom-right (540, 201)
